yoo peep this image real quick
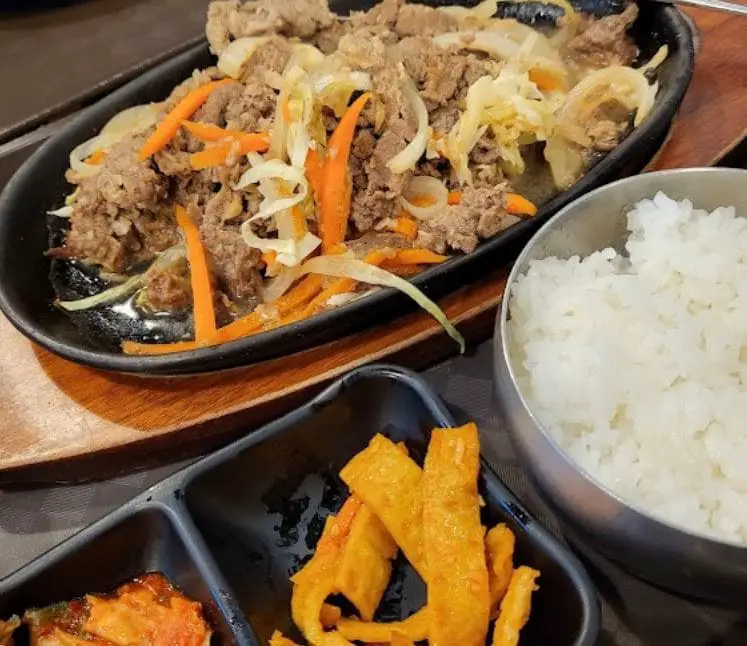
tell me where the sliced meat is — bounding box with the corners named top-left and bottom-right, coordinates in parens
top-left (70, 133), bottom-right (168, 215)
top-left (206, 0), bottom-right (336, 54)
top-left (415, 185), bottom-right (517, 254)
top-left (345, 231), bottom-right (412, 257)
top-left (141, 256), bottom-right (192, 312)
top-left (200, 192), bottom-right (263, 302)
top-left (351, 130), bottom-right (411, 233)
top-left (564, 4), bottom-right (639, 70)
top-left (242, 37), bottom-right (293, 81)
top-left (337, 30), bottom-right (387, 71)
top-left (397, 37), bottom-right (465, 107)
top-left (395, 4), bottom-right (458, 37)
top-left (587, 118), bottom-right (628, 151)
top-left (224, 78), bottom-right (278, 132)
top-left (193, 81), bottom-right (244, 126)
top-left (349, 0), bottom-right (401, 30)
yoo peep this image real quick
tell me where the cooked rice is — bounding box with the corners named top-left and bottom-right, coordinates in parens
top-left (508, 191), bottom-right (747, 544)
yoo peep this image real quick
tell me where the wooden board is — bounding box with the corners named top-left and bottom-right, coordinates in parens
top-left (0, 7), bottom-right (745, 483)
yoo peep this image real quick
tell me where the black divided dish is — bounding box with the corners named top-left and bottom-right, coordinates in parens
top-left (0, 366), bottom-right (599, 644)
top-left (0, 1), bottom-right (695, 375)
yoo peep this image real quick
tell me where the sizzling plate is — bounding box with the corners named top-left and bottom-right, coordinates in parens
top-left (0, 0), bottom-right (695, 375)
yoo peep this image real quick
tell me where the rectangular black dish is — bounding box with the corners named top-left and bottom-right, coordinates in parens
top-left (0, 0), bottom-right (695, 376)
top-left (0, 365), bottom-right (599, 644)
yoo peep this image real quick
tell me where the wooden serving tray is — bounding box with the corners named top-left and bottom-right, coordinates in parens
top-left (0, 7), bottom-right (744, 483)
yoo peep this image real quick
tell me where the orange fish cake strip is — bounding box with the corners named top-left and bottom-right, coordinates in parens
top-left (491, 566), bottom-right (541, 646)
top-left (335, 504), bottom-right (398, 621)
top-left (422, 423), bottom-right (490, 646)
top-left (339, 434), bottom-right (427, 577)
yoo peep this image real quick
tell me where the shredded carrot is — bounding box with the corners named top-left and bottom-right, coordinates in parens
top-left (181, 120), bottom-right (244, 142)
top-left (122, 340), bottom-right (199, 355)
top-left (139, 79), bottom-right (234, 160)
top-left (189, 132), bottom-right (270, 170)
top-left (212, 275), bottom-right (325, 344)
top-left (291, 206), bottom-right (306, 240)
top-left (86, 150), bottom-right (107, 165)
top-left (282, 99), bottom-right (291, 123)
top-left (447, 190), bottom-right (462, 205)
top-left (262, 250), bottom-right (279, 275)
top-left (326, 243), bottom-right (347, 256)
top-left (390, 249), bottom-right (449, 265)
top-left (297, 250), bottom-right (390, 318)
top-left (529, 67), bottom-right (563, 92)
top-left (175, 205), bottom-right (217, 344)
top-left (305, 148), bottom-right (325, 204)
top-left (506, 193), bottom-right (538, 216)
top-left (391, 216), bottom-right (418, 240)
top-left (409, 195), bottom-right (437, 208)
top-left (320, 93), bottom-right (372, 252)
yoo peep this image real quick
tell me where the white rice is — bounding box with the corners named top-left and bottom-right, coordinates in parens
top-left (508, 191), bottom-right (747, 544)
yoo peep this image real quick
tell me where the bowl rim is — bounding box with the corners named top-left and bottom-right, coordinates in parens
top-left (497, 166), bottom-right (747, 551)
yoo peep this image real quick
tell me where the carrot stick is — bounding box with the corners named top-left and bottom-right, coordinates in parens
top-left (297, 250), bottom-right (390, 318)
top-left (529, 67), bottom-right (563, 91)
top-left (291, 206), bottom-right (306, 240)
top-left (389, 249), bottom-right (449, 265)
top-left (262, 250), bottom-right (279, 275)
top-left (139, 79), bottom-right (234, 160)
top-left (212, 275), bottom-right (325, 344)
top-left (391, 216), bottom-right (418, 240)
top-left (408, 195), bottom-right (437, 208)
top-left (448, 190), bottom-right (535, 215)
top-left (320, 93), bottom-right (372, 252)
top-left (175, 205), bottom-right (217, 344)
top-left (447, 190), bottom-right (462, 205)
top-left (121, 340), bottom-right (199, 355)
top-left (506, 193), bottom-right (537, 216)
top-left (181, 120), bottom-right (244, 142)
top-left (189, 133), bottom-right (270, 170)
top-left (86, 150), bottom-right (107, 165)
top-left (305, 148), bottom-right (325, 204)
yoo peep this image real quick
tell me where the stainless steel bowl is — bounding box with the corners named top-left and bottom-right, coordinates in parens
top-left (493, 168), bottom-right (747, 605)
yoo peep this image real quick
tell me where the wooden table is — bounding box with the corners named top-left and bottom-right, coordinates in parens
top-left (0, 6), bottom-right (745, 482)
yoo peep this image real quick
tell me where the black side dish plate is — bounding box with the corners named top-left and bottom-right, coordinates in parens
top-left (0, 365), bottom-right (600, 645)
top-left (0, 0), bottom-right (695, 375)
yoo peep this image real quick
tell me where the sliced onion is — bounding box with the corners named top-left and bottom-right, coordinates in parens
top-left (398, 176), bottom-right (449, 220)
top-left (276, 231), bottom-right (321, 266)
top-left (290, 43), bottom-right (326, 71)
top-left (69, 104), bottom-right (160, 178)
top-left (313, 71), bottom-right (372, 117)
top-left (543, 134), bottom-right (585, 190)
top-left (47, 205), bottom-right (73, 218)
top-left (69, 132), bottom-right (120, 178)
top-left (262, 266), bottom-right (303, 302)
top-left (387, 67), bottom-right (430, 174)
top-left (241, 222), bottom-right (297, 256)
top-left (297, 255), bottom-right (465, 351)
top-left (234, 158), bottom-right (309, 219)
top-left (217, 36), bottom-right (271, 79)
top-left (434, 31), bottom-right (520, 60)
top-left (57, 246), bottom-right (185, 311)
top-left (559, 65), bottom-right (656, 128)
top-left (326, 292), bottom-right (360, 307)
top-left (439, 0), bottom-right (497, 20)
top-left (640, 45), bottom-right (669, 74)
top-left (100, 103), bottom-right (160, 137)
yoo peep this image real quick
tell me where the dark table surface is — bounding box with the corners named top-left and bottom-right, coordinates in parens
top-left (0, 0), bottom-right (206, 144)
top-left (1, 1), bottom-right (747, 644)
